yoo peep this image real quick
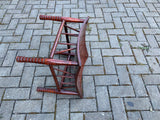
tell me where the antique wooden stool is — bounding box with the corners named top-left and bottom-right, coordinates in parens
top-left (16, 15), bottom-right (89, 98)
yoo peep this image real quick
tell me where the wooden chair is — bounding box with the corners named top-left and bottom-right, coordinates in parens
top-left (16, 15), bottom-right (89, 98)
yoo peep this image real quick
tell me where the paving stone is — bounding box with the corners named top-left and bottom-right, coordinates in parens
top-left (147, 57), bottom-right (160, 73)
top-left (39, 43), bottom-right (50, 57)
top-left (26, 114), bottom-right (54, 120)
top-left (30, 77), bottom-right (45, 99)
top-left (91, 42), bottom-right (110, 48)
top-left (0, 44), bottom-right (9, 58)
top-left (143, 75), bottom-right (160, 84)
top-left (42, 93), bottom-right (56, 112)
top-left (117, 66), bottom-right (131, 85)
top-left (0, 77), bottom-right (20, 87)
top-left (85, 112), bottom-right (112, 120)
top-left (71, 99), bottom-right (97, 112)
top-left (127, 112), bottom-right (142, 120)
top-left (109, 86), bottom-right (135, 97)
top-left (14, 100), bottom-right (42, 113)
top-left (9, 43), bottom-right (29, 49)
top-left (147, 86), bottom-right (160, 110)
top-left (22, 30), bottom-right (33, 42)
top-left (5, 88), bottom-right (30, 100)
top-left (11, 114), bottom-right (26, 120)
top-left (141, 111), bottom-right (160, 120)
top-left (98, 30), bottom-right (108, 41)
top-left (15, 24), bottom-right (26, 35)
top-left (56, 99), bottom-right (69, 120)
top-left (96, 86), bottom-right (111, 111)
top-left (83, 66), bottom-right (104, 75)
top-left (125, 98), bottom-right (151, 110)
top-left (114, 57), bottom-right (136, 64)
top-left (0, 89), bottom-right (4, 103)
top-left (0, 101), bottom-right (14, 120)
top-left (20, 67), bottom-right (35, 87)
top-left (2, 50), bottom-right (17, 66)
top-left (2, 36), bottom-right (21, 42)
top-left (33, 30), bottom-right (51, 35)
top-left (70, 113), bottom-right (83, 120)
top-left (91, 49), bottom-right (103, 65)
top-left (133, 49), bottom-right (147, 64)
top-left (103, 57), bottom-right (116, 74)
top-left (121, 42), bottom-right (133, 55)
top-left (8, 19), bottom-right (19, 29)
top-left (131, 75), bottom-right (148, 97)
top-left (35, 67), bottom-right (51, 76)
top-left (102, 49), bottom-right (122, 56)
top-left (146, 35), bottom-right (159, 48)
top-left (95, 75), bottom-right (118, 85)
top-left (128, 65), bottom-right (151, 74)
top-left (83, 76), bottom-right (95, 98)
top-left (108, 29), bottom-right (125, 35)
top-left (109, 35), bottom-right (120, 48)
top-left (111, 98), bottom-right (127, 120)
top-left (0, 67), bottom-right (11, 76)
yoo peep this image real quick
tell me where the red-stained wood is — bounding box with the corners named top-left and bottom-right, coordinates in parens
top-left (16, 15), bottom-right (89, 98)
top-left (39, 15), bottom-right (84, 23)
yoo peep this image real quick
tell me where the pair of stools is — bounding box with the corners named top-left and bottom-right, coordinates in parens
top-left (16, 15), bottom-right (89, 98)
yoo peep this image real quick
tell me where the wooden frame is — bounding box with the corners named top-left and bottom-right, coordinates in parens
top-left (16, 15), bottom-right (89, 98)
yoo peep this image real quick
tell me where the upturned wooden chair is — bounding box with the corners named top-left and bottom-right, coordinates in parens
top-left (16, 15), bottom-right (89, 98)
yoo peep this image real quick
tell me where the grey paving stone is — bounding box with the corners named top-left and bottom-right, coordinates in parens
top-left (20, 67), bottom-right (35, 87)
top-left (85, 112), bottom-right (112, 120)
top-left (35, 67), bottom-right (51, 76)
top-left (109, 35), bottom-right (120, 48)
top-left (83, 76), bottom-right (95, 98)
top-left (0, 77), bottom-right (20, 87)
top-left (14, 100), bottom-right (42, 113)
top-left (4, 88), bottom-right (30, 100)
top-left (111, 98), bottom-right (127, 120)
top-left (147, 57), bottom-right (160, 73)
top-left (147, 86), bottom-right (160, 110)
top-left (103, 57), bottom-right (116, 74)
top-left (15, 24), bottom-right (26, 35)
top-left (91, 42), bottom-right (110, 48)
top-left (9, 43), bottom-right (29, 49)
top-left (131, 75), bottom-right (148, 97)
top-left (83, 66), bottom-right (104, 75)
top-left (98, 30), bottom-right (108, 41)
top-left (102, 49), bottom-right (122, 56)
top-left (143, 75), bottom-right (160, 84)
top-left (114, 57), bottom-right (136, 64)
top-left (128, 65), bottom-right (151, 74)
top-left (125, 98), bottom-right (151, 110)
top-left (0, 67), bottom-right (11, 76)
top-left (96, 86), bottom-right (111, 111)
top-left (141, 111), bottom-right (160, 120)
top-left (42, 93), bottom-right (56, 112)
top-left (70, 113), bottom-right (83, 120)
top-left (71, 99), bottom-right (97, 112)
top-left (118, 35), bottom-right (137, 41)
top-left (8, 19), bottom-right (19, 29)
top-left (2, 36), bottom-right (21, 42)
top-left (133, 49), bottom-right (147, 64)
top-left (33, 30), bottom-right (51, 35)
top-left (94, 75), bottom-right (119, 85)
top-left (146, 35), bottom-right (159, 48)
top-left (0, 101), bottom-right (14, 120)
top-left (22, 30), bottom-right (33, 42)
top-left (56, 99), bottom-right (69, 120)
top-left (91, 49), bottom-right (103, 65)
top-left (109, 86), bottom-right (135, 97)
top-left (2, 50), bottom-right (17, 66)
top-left (30, 77), bottom-right (45, 99)
top-left (121, 42), bottom-right (133, 55)
top-left (26, 114), bottom-right (54, 120)
top-left (0, 89), bottom-right (4, 103)
top-left (39, 43), bottom-right (50, 57)
top-left (108, 29), bottom-right (125, 35)
top-left (0, 44), bottom-right (9, 58)
top-left (11, 114), bottom-right (25, 120)
top-left (127, 112), bottom-right (142, 120)
top-left (117, 66), bottom-right (131, 85)
top-left (11, 61), bottom-right (24, 76)
top-left (30, 36), bottom-right (41, 49)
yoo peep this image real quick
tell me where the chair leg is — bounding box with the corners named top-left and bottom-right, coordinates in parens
top-left (37, 87), bottom-right (78, 95)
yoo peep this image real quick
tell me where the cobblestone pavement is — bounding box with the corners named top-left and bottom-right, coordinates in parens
top-left (0, 0), bottom-right (160, 120)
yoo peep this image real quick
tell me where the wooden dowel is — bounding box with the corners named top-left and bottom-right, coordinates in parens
top-left (55, 48), bottom-right (76, 54)
top-left (64, 25), bottom-right (80, 32)
top-left (61, 33), bottom-right (78, 37)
